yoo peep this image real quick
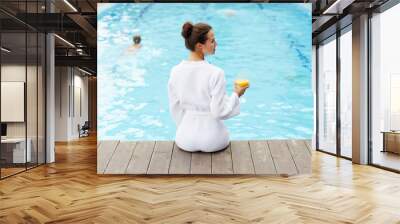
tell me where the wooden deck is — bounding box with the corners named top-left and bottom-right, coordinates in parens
top-left (98, 140), bottom-right (312, 175)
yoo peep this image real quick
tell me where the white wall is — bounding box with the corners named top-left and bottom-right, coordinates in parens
top-left (55, 67), bottom-right (89, 141)
top-left (1, 65), bottom-right (39, 137)
top-left (1, 63), bottom-right (46, 164)
top-left (1, 65), bottom-right (26, 140)
top-left (55, 66), bottom-right (69, 141)
top-left (71, 72), bottom-right (89, 138)
top-left (1, 82), bottom-right (25, 122)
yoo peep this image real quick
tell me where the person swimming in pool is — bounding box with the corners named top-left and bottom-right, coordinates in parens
top-left (168, 22), bottom-right (249, 153)
top-left (126, 35), bottom-right (142, 53)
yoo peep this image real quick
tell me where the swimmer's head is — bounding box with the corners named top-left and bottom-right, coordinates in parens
top-left (133, 35), bottom-right (141, 44)
top-left (181, 22), bottom-right (216, 55)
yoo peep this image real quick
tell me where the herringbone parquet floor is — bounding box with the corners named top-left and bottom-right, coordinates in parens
top-left (1, 135), bottom-right (400, 223)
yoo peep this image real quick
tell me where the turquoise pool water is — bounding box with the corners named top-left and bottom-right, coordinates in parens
top-left (98, 3), bottom-right (312, 141)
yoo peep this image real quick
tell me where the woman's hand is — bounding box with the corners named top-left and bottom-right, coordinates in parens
top-left (234, 83), bottom-right (249, 97)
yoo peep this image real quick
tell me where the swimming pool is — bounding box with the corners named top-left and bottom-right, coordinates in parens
top-left (97, 3), bottom-right (312, 141)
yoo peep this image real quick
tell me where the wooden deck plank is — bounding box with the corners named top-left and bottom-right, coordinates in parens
top-left (304, 140), bottom-right (313, 154)
top-left (211, 144), bottom-right (233, 174)
top-left (104, 141), bottom-right (137, 174)
top-left (97, 140), bottom-right (119, 174)
top-left (249, 141), bottom-right (277, 175)
top-left (147, 141), bottom-right (174, 174)
top-left (231, 141), bottom-right (255, 174)
top-left (191, 152), bottom-right (211, 174)
top-left (286, 140), bottom-right (312, 174)
top-left (125, 141), bottom-right (155, 174)
top-left (169, 144), bottom-right (191, 174)
top-left (267, 140), bottom-right (298, 175)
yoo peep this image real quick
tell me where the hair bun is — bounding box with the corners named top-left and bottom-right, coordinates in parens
top-left (181, 22), bottom-right (193, 39)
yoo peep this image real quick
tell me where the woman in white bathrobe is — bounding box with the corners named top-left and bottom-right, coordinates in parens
top-left (168, 22), bottom-right (248, 152)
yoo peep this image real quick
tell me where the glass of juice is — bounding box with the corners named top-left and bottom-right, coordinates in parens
top-left (235, 79), bottom-right (249, 88)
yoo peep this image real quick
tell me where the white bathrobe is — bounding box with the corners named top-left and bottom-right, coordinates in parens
top-left (168, 60), bottom-right (240, 152)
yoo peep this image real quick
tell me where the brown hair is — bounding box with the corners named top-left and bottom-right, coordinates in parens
top-left (133, 35), bottom-right (141, 44)
top-left (181, 22), bottom-right (212, 51)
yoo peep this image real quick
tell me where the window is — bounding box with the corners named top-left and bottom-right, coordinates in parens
top-left (317, 36), bottom-right (337, 154)
top-left (371, 3), bottom-right (400, 171)
top-left (0, 1), bottom-right (47, 179)
top-left (339, 28), bottom-right (352, 158)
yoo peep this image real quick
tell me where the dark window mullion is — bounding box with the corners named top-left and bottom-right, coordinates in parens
top-left (36, 0), bottom-right (39, 167)
top-left (367, 11), bottom-right (373, 165)
top-left (316, 45), bottom-right (320, 150)
top-left (25, 0), bottom-right (28, 171)
top-left (336, 27), bottom-right (341, 157)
